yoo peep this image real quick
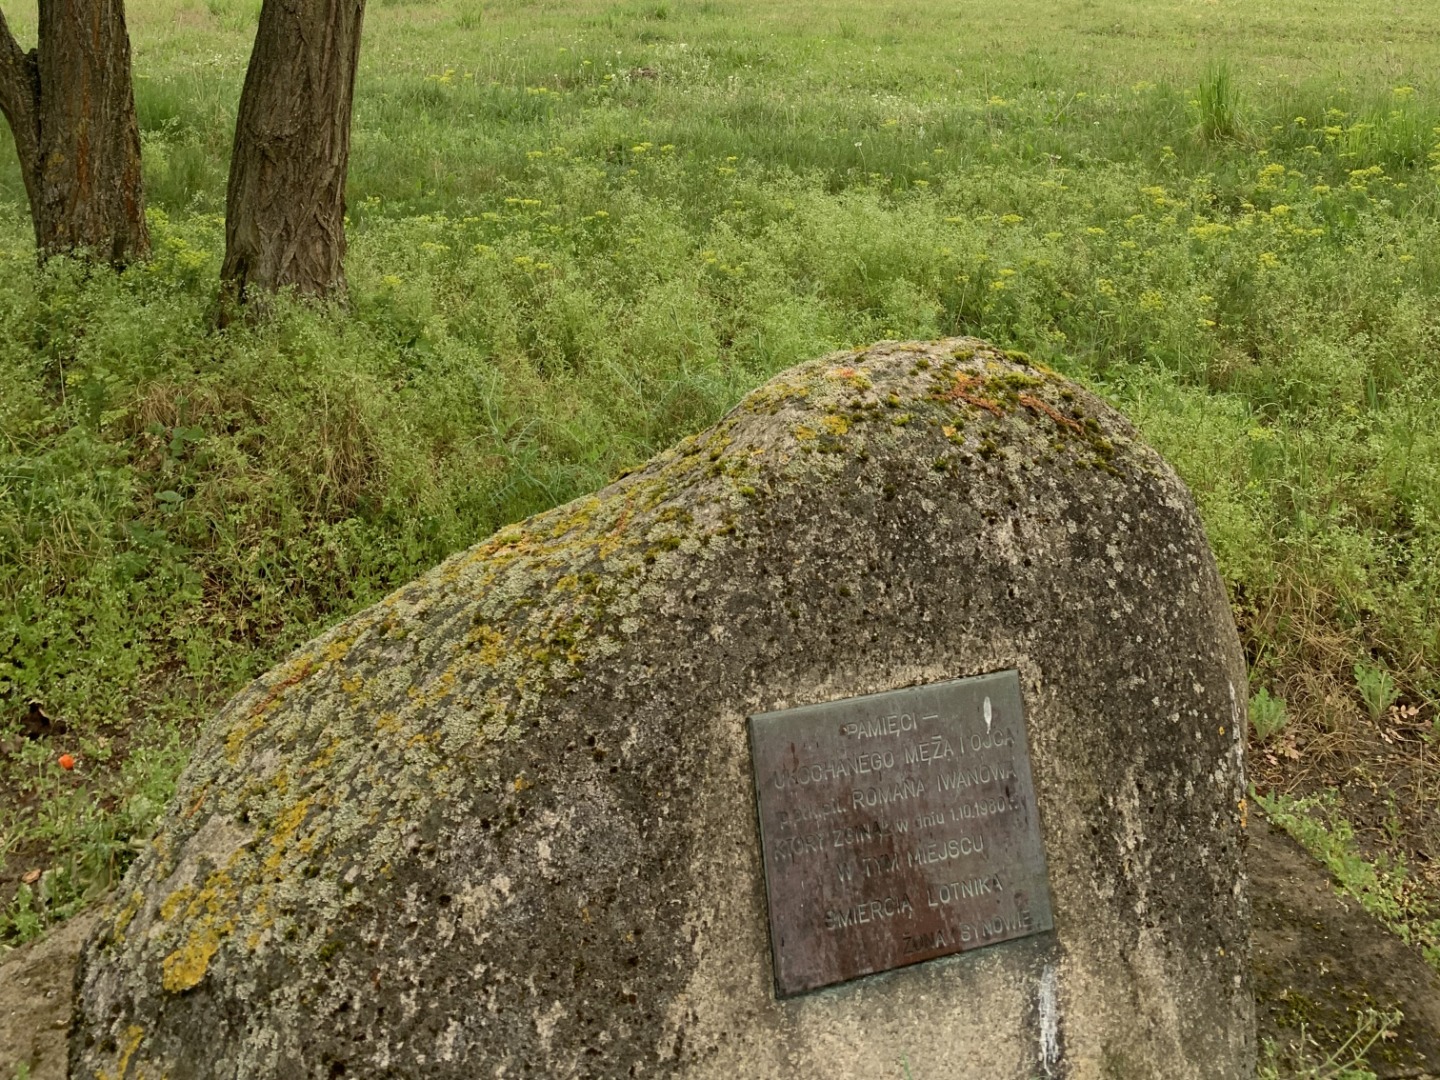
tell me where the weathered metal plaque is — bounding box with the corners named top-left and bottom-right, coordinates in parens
top-left (749, 671), bottom-right (1053, 996)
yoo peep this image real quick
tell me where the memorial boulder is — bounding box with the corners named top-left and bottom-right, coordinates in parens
top-left (72, 338), bottom-right (1253, 1078)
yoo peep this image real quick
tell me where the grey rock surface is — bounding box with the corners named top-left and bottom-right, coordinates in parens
top-left (71, 338), bottom-right (1253, 1079)
top-left (0, 913), bottom-right (97, 1080)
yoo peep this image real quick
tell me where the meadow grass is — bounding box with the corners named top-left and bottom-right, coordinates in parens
top-left (2, 0), bottom-right (1440, 974)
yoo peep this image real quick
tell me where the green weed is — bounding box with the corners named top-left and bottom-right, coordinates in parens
top-left (1353, 661), bottom-right (1399, 721)
top-left (1251, 688), bottom-right (1289, 741)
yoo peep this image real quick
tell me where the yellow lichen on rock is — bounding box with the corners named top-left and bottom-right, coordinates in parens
top-left (109, 888), bottom-right (145, 943)
top-left (263, 798), bottom-right (316, 875)
top-left (158, 885), bottom-right (196, 921)
top-left (158, 861), bottom-right (244, 993)
top-left (161, 926), bottom-right (223, 993)
top-left (223, 712), bottom-right (267, 765)
top-left (95, 1024), bottom-right (146, 1080)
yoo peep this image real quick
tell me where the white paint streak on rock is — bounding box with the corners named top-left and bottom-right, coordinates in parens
top-left (1038, 963), bottom-right (1060, 1076)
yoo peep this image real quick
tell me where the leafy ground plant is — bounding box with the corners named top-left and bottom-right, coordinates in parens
top-left (1252, 687), bottom-right (1290, 741)
top-left (1354, 662), bottom-right (1399, 722)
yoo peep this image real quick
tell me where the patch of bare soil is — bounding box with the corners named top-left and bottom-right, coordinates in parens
top-left (1252, 814), bottom-right (1440, 1077)
top-left (1243, 596), bottom-right (1440, 962)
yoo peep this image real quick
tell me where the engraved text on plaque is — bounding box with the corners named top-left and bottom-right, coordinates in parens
top-left (749, 671), bottom-right (1053, 996)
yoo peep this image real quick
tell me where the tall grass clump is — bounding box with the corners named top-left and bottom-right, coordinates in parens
top-left (1197, 62), bottom-right (1243, 143)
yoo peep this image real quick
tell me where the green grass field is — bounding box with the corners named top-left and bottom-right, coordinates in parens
top-left (2, 0), bottom-right (1440, 1065)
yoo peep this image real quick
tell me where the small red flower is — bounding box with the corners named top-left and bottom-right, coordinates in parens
top-left (58, 753), bottom-right (76, 771)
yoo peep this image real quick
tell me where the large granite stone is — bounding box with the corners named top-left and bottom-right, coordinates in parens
top-left (71, 339), bottom-right (1253, 1078)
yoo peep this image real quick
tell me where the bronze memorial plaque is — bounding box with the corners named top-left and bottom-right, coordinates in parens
top-left (749, 671), bottom-right (1053, 996)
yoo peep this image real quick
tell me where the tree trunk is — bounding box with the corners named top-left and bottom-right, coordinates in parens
top-left (0, 0), bottom-right (149, 266)
top-left (220, 0), bottom-right (364, 314)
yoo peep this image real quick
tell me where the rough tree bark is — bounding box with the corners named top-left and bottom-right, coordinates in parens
top-left (0, 0), bottom-right (149, 266)
top-left (220, 0), bottom-right (365, 315)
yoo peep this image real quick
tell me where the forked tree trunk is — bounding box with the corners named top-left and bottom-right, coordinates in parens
top-left (0, 0), bottom-right (149, 266)
top-left (220, 0), bottom-right (364, 315)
